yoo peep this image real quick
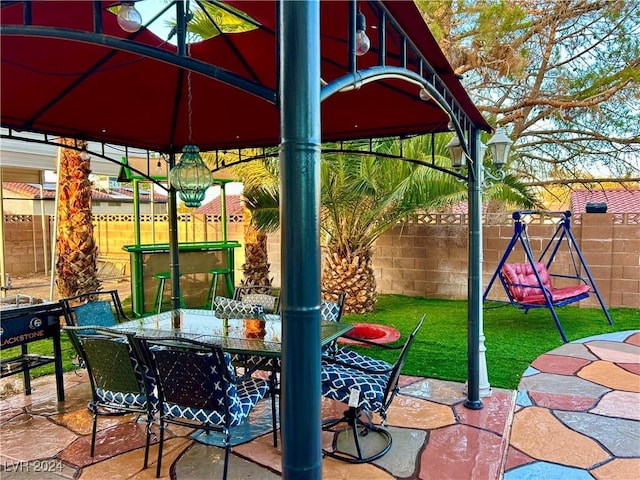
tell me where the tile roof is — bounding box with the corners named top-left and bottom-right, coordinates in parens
top-left (193, 194), bottom-right (244, 216)
top-left (570, 188), bottom-right (640, 214)
top-left (1, 182), bottom-right (167, 203)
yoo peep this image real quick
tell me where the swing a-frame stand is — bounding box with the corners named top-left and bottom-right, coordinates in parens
top-left (483, 210), bottom-right (613, 342)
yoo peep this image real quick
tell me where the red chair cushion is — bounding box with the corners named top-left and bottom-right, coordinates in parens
top-left (501, 262), bottom-right (590, 305)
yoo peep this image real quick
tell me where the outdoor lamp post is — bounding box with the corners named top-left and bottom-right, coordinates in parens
top-left (449, 126), bottom-right (513, 399)
top-left (169, 144), bottom-right (213, 208)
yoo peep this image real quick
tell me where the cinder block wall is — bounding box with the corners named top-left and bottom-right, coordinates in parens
top-left (269, 213), bottom-right (639, 309)
top-left (576, 214), bottom-right (639, 308)
top-left (3, 215), bottom-right (51, 277)
top-left (4, 213), bottom-right (639, 308)
top-left (91, 214), bottom-right (246, 285)
top-left (374, 223), bottom-right (469, 298)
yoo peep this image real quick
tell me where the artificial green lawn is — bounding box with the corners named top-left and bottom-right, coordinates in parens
top-left (2, 294), bottom-right (638, 391)
top-left (342, 295), bottom-right (639, 389)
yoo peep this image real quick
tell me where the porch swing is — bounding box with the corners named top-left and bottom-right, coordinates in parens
top-left (483, 210), bottom-right (613, 342)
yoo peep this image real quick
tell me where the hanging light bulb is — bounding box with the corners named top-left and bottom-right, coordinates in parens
top-left (117, 1), bottom-right (143, 33)
top-left (419, 87), bottom-right (432, 101)
top-left (355, 11), bottom-right (370, 56)
top-left (169, 145), bottom-right (213, 208)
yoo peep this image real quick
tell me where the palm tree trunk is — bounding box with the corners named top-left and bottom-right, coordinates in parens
top-left (322, 245), bottom-right (376, 314)
top-left (55, 139), bottom-right (101, 298)
top-left (241, 206), bottom-right (272, 287)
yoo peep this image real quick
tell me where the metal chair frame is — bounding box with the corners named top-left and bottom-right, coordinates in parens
top-left (134, 335), bottom-right (272, 479)
top-left (321, 314), bottom-right (425, 463)
top-left (64, 326), bottom-right (156, 468)
top-left (233, 285), bottom-right (280, 314)
top-left (60, 289), bottom-right (131, 327)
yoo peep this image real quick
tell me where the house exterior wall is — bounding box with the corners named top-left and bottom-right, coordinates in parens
top-left (3, 212), bottom-right (639, 308)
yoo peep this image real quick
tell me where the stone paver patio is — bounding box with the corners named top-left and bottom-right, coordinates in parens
top-left (1, 331), bottom-right (638, 479)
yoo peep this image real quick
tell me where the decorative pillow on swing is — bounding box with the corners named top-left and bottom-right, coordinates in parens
top-left (501, 262), bottom-right (590, 305)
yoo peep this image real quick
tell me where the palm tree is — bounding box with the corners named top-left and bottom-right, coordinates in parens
top-left (239, 177), bottom-right (280, 286)
top-left (320, 135), bottom-right (537, 313)
top-left (55, 139), bottom-right (101, 298)
top-left (228, 156), bottom-right (280, 287)
top-left (218, 134), bottom-right (536, 313)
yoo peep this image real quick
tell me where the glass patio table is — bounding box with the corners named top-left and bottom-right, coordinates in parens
top-left (111, 308), bottom-right (352, 357)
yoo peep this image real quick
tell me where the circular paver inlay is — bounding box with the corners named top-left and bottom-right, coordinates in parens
top-left (518, 372), bottom-right (609, 398)
top-left (586, 341), bottom-right (640, 364)
top-left (504, 460), bottom-right (593, 480)
top-left (591, 458), bottom-right (640, 480)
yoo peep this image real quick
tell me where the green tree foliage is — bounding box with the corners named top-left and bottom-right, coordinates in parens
top-left (418, 0), bottom-right (640, 187)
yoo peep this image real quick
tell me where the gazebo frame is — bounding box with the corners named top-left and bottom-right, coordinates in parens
top-left (1, 2), bottom-right (492, 477)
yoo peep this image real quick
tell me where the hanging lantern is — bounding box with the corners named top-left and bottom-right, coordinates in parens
top-left (169, 145), bottom-right (213, 208)
top-left (486, 127), bottom-right (513, 169)
top-left (446, 135), bottom-right (465, 169)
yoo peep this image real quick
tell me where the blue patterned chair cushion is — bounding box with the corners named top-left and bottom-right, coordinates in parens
top-left (95, 388), bottom-right (151, 409)
top-left (331, 348), bottom-right (393, 373)
top-left (237, 293), bottom-right (278, 313)
top-left (231, 353), bottom-right (280, 372)
top-left (214, 297), bottom-right (265, 319)
top-left (150, 347), bottom-right (269, 428)
top-left (162, 376), bottom-right (268, 427)
top-left (321, 351), bottom-right (392, 412)
top-left (320, 300), bottom-right (341, 322)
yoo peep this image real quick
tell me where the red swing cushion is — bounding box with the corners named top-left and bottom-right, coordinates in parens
top-left (501, 262), bottom-right (590, 305)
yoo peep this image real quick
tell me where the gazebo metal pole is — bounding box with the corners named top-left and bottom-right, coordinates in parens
top-left (133, 179), bottom-right (141, 245)
top-left (168, 152), bottom-right (181, 323)
top-left (169, 0), bottom-right (187, 323)
top-left (220, 181), bottom-right (227, 242)
top-left (280, 2), bottom-right (322, 479)
top-left (0, 168), bottom-right (6, 297)
top-left (464, 128), bottom-right (484, 410)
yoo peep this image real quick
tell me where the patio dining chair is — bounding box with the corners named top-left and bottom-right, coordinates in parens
top-left (233, 285), bottom-right (280, 314)
top-left (321, 314), bottom-right (425, 463)
top-left (133, 336), bottom-right (272, 480)
top-left (320, 289), bottom-right (347, 323)
top-left (213, 296), bottom-right (265, 319)
top-left (212, 296), bottom-right (279, 446)
top-left (64, 326), bottom-right (157, 468)
top-left (60, 290), bottom-right (131, 328)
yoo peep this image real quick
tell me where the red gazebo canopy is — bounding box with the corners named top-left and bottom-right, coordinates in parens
top-left (1, 1), bottom-right (490, 154)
